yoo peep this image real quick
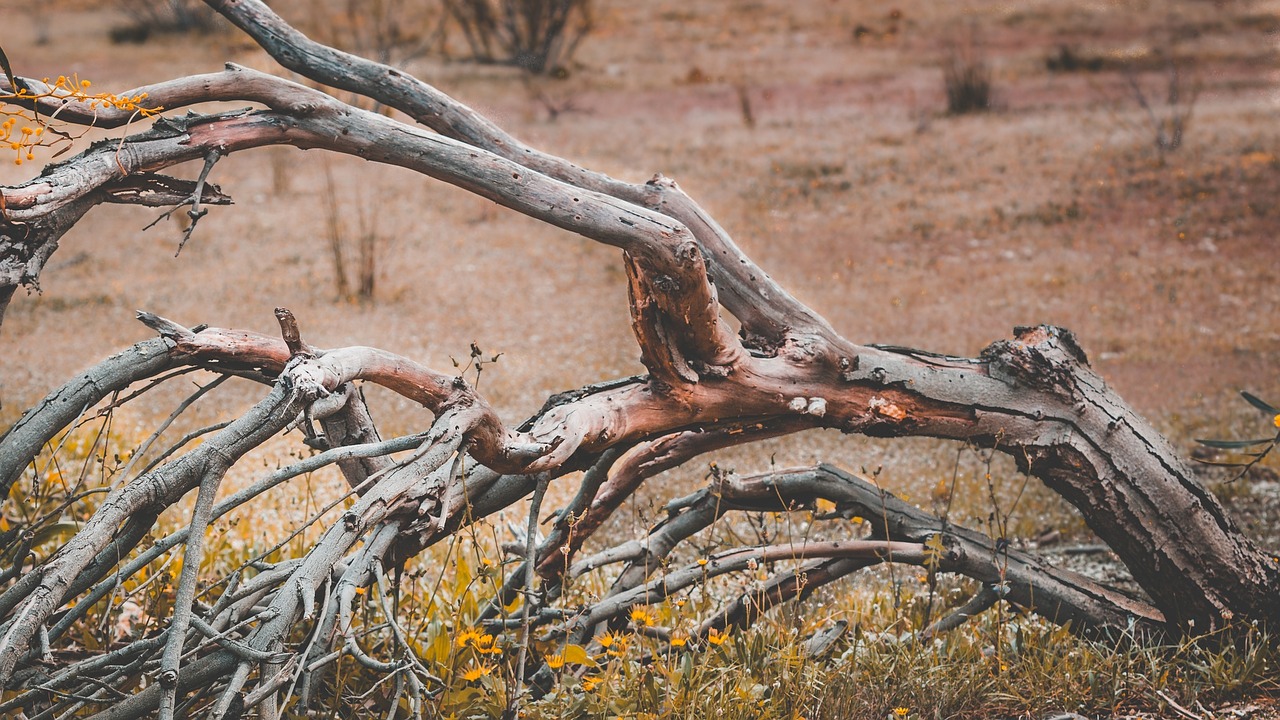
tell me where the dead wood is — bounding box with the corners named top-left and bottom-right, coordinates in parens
top-left (0, 1), bottom-right (1276, 716)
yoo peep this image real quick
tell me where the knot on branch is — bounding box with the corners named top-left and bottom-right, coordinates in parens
top-left (646, 173), bottom-right (679, 190)
top-left (1014, 325), bottom-right (1090, 365)
top-left (341, 509), bottom-right (361, 532)
top-left (779, 334), bottom-right (833, 367)
top-left (838, 355), bottom-right (860, 381)
top-left (981, 325), bottom-right (1088, 398)
top-left (674, 239), bottom-right (702, 268)
top-left (281, 357), bottom-right (334, 402)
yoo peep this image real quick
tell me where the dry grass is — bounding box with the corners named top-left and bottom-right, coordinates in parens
top-left (3, 0), bottom-right (1280, 716)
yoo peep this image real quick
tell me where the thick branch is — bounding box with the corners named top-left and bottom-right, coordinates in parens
top-left (3, 65), bottom-right (742, 376)
top-left (204, 0), bottom-right (830, 344)
top-left (0, 337), bottom-right (176, 498)
top-left (115, 312), bottom-right (1280, 634)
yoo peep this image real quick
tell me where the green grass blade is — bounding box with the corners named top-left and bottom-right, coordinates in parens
top-left (1240, 391), bottom-right (1280, 416)
top-left (1194, 438), bottom-right (1274, 450)
top-left (0, 43), bottom-right (16, 92)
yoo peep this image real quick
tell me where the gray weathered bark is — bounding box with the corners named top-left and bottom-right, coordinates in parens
top-left (0, 1), bottom-right (1276, 716)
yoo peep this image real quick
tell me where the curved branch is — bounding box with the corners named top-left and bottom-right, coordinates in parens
top-left (716, 464), bottom-right (1167, 637)
top-left (0, 66), bottom-right (324, 128)
top-left (0, 376), bottom-right (314, 684)
top-left (567, 540), bottom-right (925, 635)
top-left (136, 313), bottom-right (553, 472)
top-left (568, 463), bottom-right (1162, 640)
top-left (4, 64), bottom-right (743, 379)
top-left (0, 337), bottom-right (176, 498)
top-left (204, 0), bottom-right (830, 345)
top-left (536, 417), bottom-right (812, 581)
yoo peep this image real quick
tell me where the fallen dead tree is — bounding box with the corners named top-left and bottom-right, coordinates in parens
top-left (0, 1), bottom-right (1277, 718)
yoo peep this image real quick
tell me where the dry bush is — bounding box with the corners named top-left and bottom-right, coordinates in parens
top-left (943, 33), bottom-right (993, 115)
top-left (1124, 52), bottom-right (1199, 162)
top-left (110, 0), bottom-right (221, 43)
top-left (322, 160), bottom-right (381, 303)
top-left (305, 0), bottom-right (445, 67)
top-left (1044, 44), bottom-right (1104, 73)
top-left (444, 0), bottom-right (593, 74)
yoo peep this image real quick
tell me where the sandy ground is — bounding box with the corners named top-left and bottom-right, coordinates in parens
top-left (2, 0), bottom-right (1279, 532)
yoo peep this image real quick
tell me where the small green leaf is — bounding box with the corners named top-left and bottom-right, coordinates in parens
top-left (1240, 391), bottom-right (1279, 416)
top-left (1193, 458), bottom-right (1250, 468)
top-left (0, 43), bottom-right (16, 92)
top-left (1194, 438), bottom-right (1274, 450)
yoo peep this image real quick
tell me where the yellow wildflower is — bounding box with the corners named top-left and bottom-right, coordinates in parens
top-left (461, 663), bottom-right (494, 682)
top-left (707, 627), bottom-right (729, 646)
top-left (892, 708), bottom-right (909, 718)
top-left (455, 627), bottom-right (482, 649)
top-left (545, 653), bottom-right (565, 670)
top-left (598, 631), bottom-right (629, 657)
top-left (629, 606), bottom-right (656, 627)
top-left (669, 634), bottom-right (688, 648)
top-left (455, 627), bottom-right (500, 654)
top-left (581, 675), bottom-right (602, 692)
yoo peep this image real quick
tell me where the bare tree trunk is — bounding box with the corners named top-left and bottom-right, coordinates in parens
top-left (0, 1), bottom-right (1275, 716)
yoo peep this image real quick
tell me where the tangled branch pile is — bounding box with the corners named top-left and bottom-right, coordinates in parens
top-left (0, 1), bottom-right (1277, 718)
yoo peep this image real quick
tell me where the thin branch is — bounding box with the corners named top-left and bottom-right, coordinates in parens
top-left (112, 374), bottom-right (229, 490)
top-left (158, 443), bottom-right (235, 720)
top-left (512, 473), bottom-right (550, 714)
top-left (920, 584), bottom-right (1001, 639)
